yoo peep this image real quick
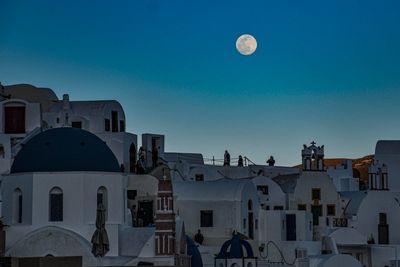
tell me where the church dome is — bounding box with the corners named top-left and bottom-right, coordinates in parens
top-left (11, 127), bottom-right (120, 173)
top-left (216, 234), bottom-right (254, 259)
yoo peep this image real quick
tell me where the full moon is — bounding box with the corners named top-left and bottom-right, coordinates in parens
top-left (236, 34), bottom-right (257, 55)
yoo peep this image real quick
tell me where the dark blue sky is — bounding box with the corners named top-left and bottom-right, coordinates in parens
top-left (1, 0), bottom-right (400, 165)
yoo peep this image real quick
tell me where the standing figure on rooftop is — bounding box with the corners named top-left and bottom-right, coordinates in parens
top-left (267, 156), bottom-right (275, 166)
top-left (238, 155), bottom-right (244, 167)
top-left (224, 150), bottom-right (230, 166)
top-left (194, 229), bottom-right (204, 245)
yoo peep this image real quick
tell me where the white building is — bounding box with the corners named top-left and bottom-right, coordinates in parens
top-left (374, 140), bottom-right (400, 191)
top-left (173, 179), bottom-right (259, 245)
top-left (327, 160), bottom-right (359, 192)
top-left (1, 127), bottom-right (187, 266)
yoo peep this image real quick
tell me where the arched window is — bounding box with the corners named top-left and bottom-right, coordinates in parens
top-left (248, 200), bottom-right (253, 211)
top-left (97, 186), bottom-right (108, 220)
top-left (49, 187), bottom-right (63, 222)
top-left (13, 188), bottom-right (23, 224)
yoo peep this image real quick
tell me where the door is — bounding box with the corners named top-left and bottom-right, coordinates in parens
top-left (286, 214), bottom-right (296, 241)
top-left (138, 201), bottom-right (154, 227)
top-left (4, 106), bottom-right (25, 133)
top-left (248, 212), bottom-right (254, 239)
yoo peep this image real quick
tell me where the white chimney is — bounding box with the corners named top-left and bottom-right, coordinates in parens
top-left (62, 94), bottom-right (70, 110)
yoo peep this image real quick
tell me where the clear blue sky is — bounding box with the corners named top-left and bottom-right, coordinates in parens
top-left (1, 0), bottom-right (400, 166)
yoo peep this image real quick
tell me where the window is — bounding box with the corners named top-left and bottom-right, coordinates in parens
top-left (312, 188), bottom-right (321, 201)
top-left (127, 190), bottom-right (137, 200)
top-left (56, 117), bottom-right (60, 123)
top-left (257, 185), bottom-right (269, 195)
top-left (119, 120), bottom-right (125, 132)
top-left (195, 174), bottom-right (204, 181)
top-left (274, 206), bottom-right (284, 210)
top-left (298, 204), bottom-right (307, 211)
top-left (104, 119), bottom-right (110, 132)
top-left (200, 210), bottom-right (213, 227)
top-left (4, 105), bottom-right (26, 134)
top-left (0, 144), bottom-right (4, 158)
top-left (327, 205), bottom-right (336, 216)
top-left (97, 186), bottom-right (108, 220)
top-left (13, 188), bottom-right (23, 224)
top-left (111, 111), bottom-right (118, 132)
top-left (243, 218), bottom-right (246, 228)
top-left (71, 121), bottom-right (82, 128)
top-left (49, 187), bottom-right (63, 222)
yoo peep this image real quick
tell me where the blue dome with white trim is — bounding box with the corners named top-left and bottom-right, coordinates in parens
top-left (11, 127), bottom-right (120, 173)
top-left (216, 234), bottom-right (254, 259)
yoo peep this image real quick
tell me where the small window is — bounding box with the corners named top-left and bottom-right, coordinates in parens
top-left (298, 204), bottom-right (307, 211)
top-left (195, 174), bottom-right (204, 181)
top-left (71, 121), bottom-right (82, 128)
top-left (97, 186), bottom-right (108, 220)
top-left (312, 188), bottom-right (321, 201)
top-left (119, 120), bottom-right (125, 132)
top-left (327, 205), bottom-right (336, 216)
top-left (127, 190), bottom-right (137, 200)
top-left (200, 210), bottom-right (213, 227)
top-left (265, 205), bottom-right (270, 210)
top-left (105, 119), bottom-right (110, 132)
top-left (111, 111), bottom-right (118, 132)
top-left (257, 185), bottom-right (269, 195)
top-left (274, 206), bottom-right (284, 210)
top-left (0, 144), bottom-right (5, 158)
top-left (13, 188), bottom-right (23, 224)
top-left (243, 218), bottom-right (246, 228)
top-left (49, 187), bottom-right (63, 222)
top-left (56, 117), bottom-right (60, 123)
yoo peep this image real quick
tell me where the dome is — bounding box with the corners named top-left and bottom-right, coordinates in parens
top-left (11, 128), bottom-right (120, 173)
top-left (216, 234), bottom-right (254, 259)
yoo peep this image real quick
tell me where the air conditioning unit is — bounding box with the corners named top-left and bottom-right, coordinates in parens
top-left (295, 248), bottom-right (308, 259)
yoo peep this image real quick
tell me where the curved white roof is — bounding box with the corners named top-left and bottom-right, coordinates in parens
top-left (4, 84), bottom-right (58, 111)
top-left (173, 179), bottom-right (254, 201)
top-left (339, 191), bottom-right (368, 216)
top-left (328, 228), bottom-right (367, 245)
top-left (309, 254), bottom-right (362, 267)
top-left (376, 140), bottom-right (400, 155)
top-left (49, 100), bottom-right (124, 117)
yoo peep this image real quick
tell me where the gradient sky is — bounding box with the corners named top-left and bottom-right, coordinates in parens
top-left (1, 0), bottom-right (400, 166)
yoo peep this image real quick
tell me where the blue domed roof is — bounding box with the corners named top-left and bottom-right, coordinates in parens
top-left (216, 234), bottom-right (254, 259)
top-left (186, 236), bottom-right (203, 267)
top-left (11, 127), bottom-right (120, 173)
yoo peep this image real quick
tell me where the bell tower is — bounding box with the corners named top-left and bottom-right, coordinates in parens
top-left (302, 141), bottom-right (325, 171)
top-left (368, 160), bottom-right (389, 190)
top-left (155, 169), bottom-right (176, 255)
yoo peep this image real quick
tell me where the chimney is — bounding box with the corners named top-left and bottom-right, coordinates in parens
top-left (62, 94), bottom-right (70, 110)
